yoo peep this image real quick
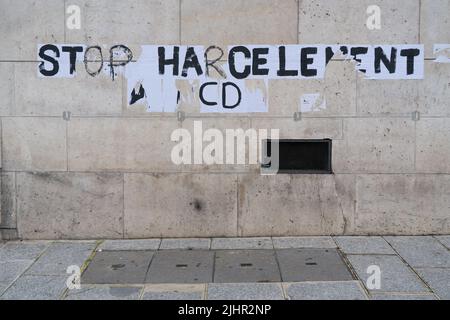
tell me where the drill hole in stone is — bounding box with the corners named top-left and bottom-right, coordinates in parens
top-left (240, 263), bottom-right (253, 268)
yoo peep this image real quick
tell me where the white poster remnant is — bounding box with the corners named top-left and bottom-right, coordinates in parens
top-left (37, 44), bottom-right (425, 113)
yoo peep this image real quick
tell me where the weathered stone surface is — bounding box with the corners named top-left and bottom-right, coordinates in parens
top-left (370, 293), bottom-right (437, 300)
top-left (0, 260), bottom-right (34, 284)
top-left (284, 281), bottom-right (367, 300)
top-left (16, 173), bottom-right (123, 239)
top-left (214, 250), bottom-right (281, 283)
top-left (14, 63), bottom-right (123, 116)
top-left (2, 0), bottom-right (450, 241)
top-left (146, 250), bottom-right (214, 283)
top-left (334, 236), bottom-right (395, 254)
top-left (436, 236), bottom-right (450, 250)
top-left (0, 275), bottom-right (67, 300)
top-left (124, 173), bottom-right (237, 238)
top-left (333, 174), bottom-right (358, 235)
top-left (268, 61), bottom-right (357, 116)
top-left (420, 0), bottom-right (450, 57)
top-left (2, 118), bottom-right (67, 171)
top-left (298, 0), bottom-right (419, 44)
top-left (0, 283), bottom-right (8, 296)
top-left (25, 241), bottom-right (96, 276)
top-left (211, 237), bottom-right (273, 250)
top-left (347, 254), bottom-right (429, 293)
top-left (0, 0), bottom-right (64, 60)
top-left (160, 238), bottom-right (211, 250)
top-left (417, 62), bottom-right (450, 116)
top-left (0, 229), bottom-right (18, 241)
top-left (276, 249), bottom-right (354, 282)
top-left (181, 118), bottom-right (252, 173)
top-left (357, 79), bottom-right (419, 115)
top-left (385, 236), bottom-right (450, 268)
top-left (170, 80), bottom-right (202, 114)
top-left (333, 119), bottom-right (415, 173)
top-left (68, 118), bottom-right (181, 172)
top-left (0, 241), bottom-right (49, 261)
top-left (0, 63), bottom-right (14, 116)
top-left (181, 0), bottom-right (297, 48)
top-left (99, 239), bottom-right (161, 251)
top-left (1, 173), bottom-right (17, 229)
top-left (354, 175), bottom-right (450, 235)
top-left (207, 283), bottom-right (284, 300)
top-left (142, 284), bottom-right (205, 300)
top-left (65, 286), bottom-right (142, 300)
top-left (0, 118), bottom-right (2, 166)
top-left (238, 175), bottom-right (346, 236)
top-left (273, 236), bottom-right (336, 249)
top-left (416, 119), bottom-right (450, 173)
top-left (82, 251), bottom-right (154, 284)
top-left (250, 118), bottom-right (343, 140)
top-left (415, 268), bottom-right (450, 300)
top-left (67, 0), bottom-right (179, 45)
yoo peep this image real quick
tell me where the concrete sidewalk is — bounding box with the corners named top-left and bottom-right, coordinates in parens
top-left (0, 236), bottom-right (449, 300)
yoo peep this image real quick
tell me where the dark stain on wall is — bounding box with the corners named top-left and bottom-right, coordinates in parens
top-left (190, 199), bottom-right (203, 211)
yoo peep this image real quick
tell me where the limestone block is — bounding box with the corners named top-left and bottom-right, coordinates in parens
top-left (333, 118), bottom-right (415, 173)
top-left (68, 117), bottom-right (181, 172)
top-left (416, 119), bottom-right (450, 173)
top-left (2, 117), bottom-right (67, 171)
top-left (16, 172), bottom-right (124, 239)
top-left (124, 173), bottom-right (237, 238)
top-left (298, 0), bottom-right (419, 44)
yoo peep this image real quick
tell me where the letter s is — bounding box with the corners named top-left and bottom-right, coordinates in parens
top-left (38, 44), bottom-right (60, 76)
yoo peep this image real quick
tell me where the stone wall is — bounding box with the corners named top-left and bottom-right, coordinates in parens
top-left (0, 0), bottom-right (449, 239)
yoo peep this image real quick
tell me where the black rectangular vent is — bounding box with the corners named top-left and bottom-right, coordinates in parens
top-left (261, 139), bottom-right (332, 174)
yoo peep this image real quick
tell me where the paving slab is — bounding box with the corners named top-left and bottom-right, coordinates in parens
top-left (276, 249), bottom-right (354, 282)
top-left (415, 268), bottom-right (450, 300)
top-left (0, 260), bottom-right (34, 284)
top-left (26, 242), bottom-right (97, 276)
top-left (160, 238), bottom-right (211, 250)
top-left (435, 236), bottom-right (450, 250)
top-left (0, 275), bottom-right (67, 300)
top-left (207, 283), bottom-right (284, 300)
top-left (214, 250), bottom-right (281, 283)
top-left (82, 251), bottom-right (154, 284)
top-left (0, 282), bottom-right (9, 295)
top-left (347, 255), bottom-right (429, 293)
top-left (146, 250), bottom-right (214, 284)
top-left (65, 286), bottom-right (142, 300)
top-left (273, 237), bottom-right (336, 249)
top-left (0, 241), bottom-right (50, 261)
top-left (99, 239), bottom-right (161, 251)
top-left (334, 236), bottom-right (395, 255)
top-left (370, 293), bottom-right (437, 300)
top-left (211, 238), bottom-right (273, 250)
top-left (283, 281), bottom-right (367, 300)
top-left (385, 236), bottom-right (450, 268)
top-left (142, 284), bottom-right (205, 300)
